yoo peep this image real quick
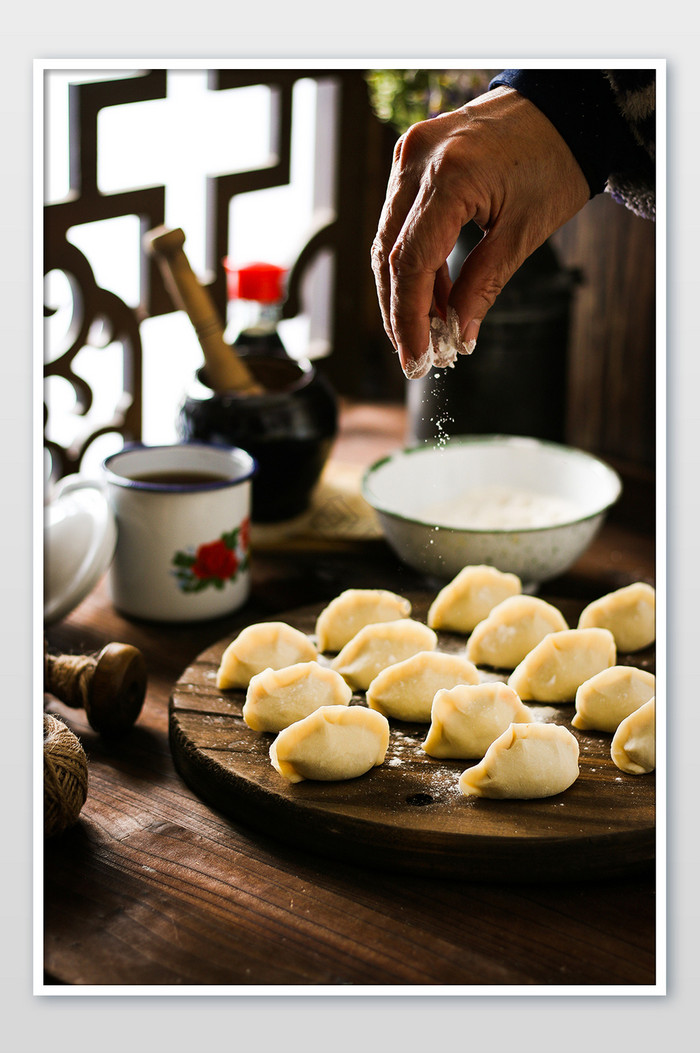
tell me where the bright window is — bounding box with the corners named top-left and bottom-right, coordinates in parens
top-left (44, 68), bottom-right (335, 475)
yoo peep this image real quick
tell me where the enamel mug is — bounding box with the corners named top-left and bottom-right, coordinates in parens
top-left (54, 443), bottom-right (256, 623)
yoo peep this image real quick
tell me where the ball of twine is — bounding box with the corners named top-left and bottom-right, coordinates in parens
top-left (44, 713), bottom-right (88, 838)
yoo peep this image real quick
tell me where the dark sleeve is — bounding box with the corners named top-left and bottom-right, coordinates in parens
top-left (489, 69), bottom-right (655, 220)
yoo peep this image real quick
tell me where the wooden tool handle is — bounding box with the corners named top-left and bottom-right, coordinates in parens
top-left (45, 642), bottom-right (148, 736)
top-left (144, 226), bottom-right (263, 395)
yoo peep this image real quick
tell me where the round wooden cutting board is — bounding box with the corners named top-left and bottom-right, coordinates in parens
top-left (169, 593), bottom-right (655, 882)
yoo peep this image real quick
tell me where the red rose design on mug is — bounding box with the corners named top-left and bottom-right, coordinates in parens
top-left (172, 522), bottom-right (249, 593)
top-left (239, 516), bottom-right (250, 553)
top-left (192, 539), bottom-right (239, 581)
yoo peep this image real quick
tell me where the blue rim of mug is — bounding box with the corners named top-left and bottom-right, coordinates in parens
top-left (103, 442), bottom-right (257, 492)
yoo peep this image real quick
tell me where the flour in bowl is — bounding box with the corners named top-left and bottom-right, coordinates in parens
top-left (422, 485), bottom-right (582, 530)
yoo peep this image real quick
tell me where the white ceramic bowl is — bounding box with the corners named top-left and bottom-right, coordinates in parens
top-left (362, 436), bottom-right (622, 586)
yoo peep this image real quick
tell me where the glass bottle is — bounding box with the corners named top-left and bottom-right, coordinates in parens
top-left (223, 260), bottom-right (289, 359)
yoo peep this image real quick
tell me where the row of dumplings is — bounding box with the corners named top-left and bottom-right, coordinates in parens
top-left (215, 568), bottom-right (656, 797)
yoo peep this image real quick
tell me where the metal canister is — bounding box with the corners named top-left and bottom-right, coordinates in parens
top-left (407, 223), bottom-right (580, 443)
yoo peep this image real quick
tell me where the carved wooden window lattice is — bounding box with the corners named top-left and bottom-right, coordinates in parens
top-left (44, 67), bottom-right (393, 480)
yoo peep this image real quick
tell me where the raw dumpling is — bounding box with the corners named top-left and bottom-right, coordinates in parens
top-left (423, 682), bottom-right (533, 759)
top-left (331, 619), bottom-right (438, 691)
top-left (459, 722), bottom-right (580, 799)
top-left (572, 665), bottom-right (656, 733)
top-left (611, 698), bottom-right (655, 774)
top-left (366, 650), bottom-right (479, 723)
top-left (216, 621), bottom-right (317, 690)
top-left (243, 661), bottom-right (352, 733)
top-left (427, 565), bottom-right (522, 634)
top-left (507, 627), bottom-right (616, 702)
top-left (465, 595), bottom-right (569, 670)
top-left (577, 582), bottom-right (655, 652)
top-left (269, 705), bottom-right (390, 783)
top-left (315, 588), bottom-right (412, 652)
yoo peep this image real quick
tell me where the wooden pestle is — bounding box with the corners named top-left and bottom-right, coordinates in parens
top-left (45, 642), bottom-right (148, 736)
top-left (144, 226), bottom-right (263, 395)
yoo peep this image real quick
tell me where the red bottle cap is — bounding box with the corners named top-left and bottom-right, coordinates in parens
top-left (223, 260), bottom-right (288, 303)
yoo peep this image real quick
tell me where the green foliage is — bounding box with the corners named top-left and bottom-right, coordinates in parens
top-left (365, 69), bottom-right (500, 134)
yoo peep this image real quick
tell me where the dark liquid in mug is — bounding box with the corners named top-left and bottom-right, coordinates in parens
top-left (133, 470), bottom-right (231, 485)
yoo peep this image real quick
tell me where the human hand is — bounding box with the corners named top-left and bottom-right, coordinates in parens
top-left (370, 86), bottom-right (590, 378)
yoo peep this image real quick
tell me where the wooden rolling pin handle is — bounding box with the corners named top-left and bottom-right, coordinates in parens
top-left (144, 225), bottom-right (263, 396)
top-left (45, 643), bottom-right (148, 736)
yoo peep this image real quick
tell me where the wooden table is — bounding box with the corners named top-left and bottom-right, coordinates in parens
top-left (43, 404), bottom-right (658, 988)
